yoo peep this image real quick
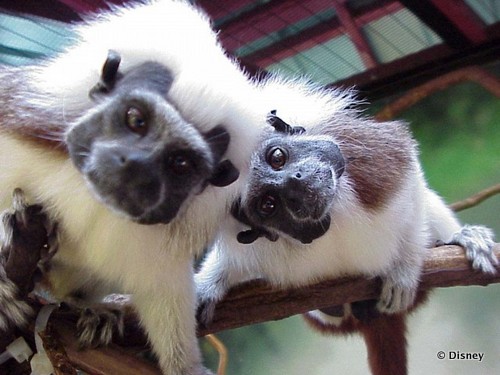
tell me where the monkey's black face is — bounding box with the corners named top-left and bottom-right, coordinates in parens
top-left (236, 134), bottom-right (345, 243)
top-left (66, 60), bottom-right (236, 224)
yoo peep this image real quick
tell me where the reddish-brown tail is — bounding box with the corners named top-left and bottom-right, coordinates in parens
top-left (359, 313), bottom-right (407, 375)
top-left (302, 292), bottom-right (428, 375)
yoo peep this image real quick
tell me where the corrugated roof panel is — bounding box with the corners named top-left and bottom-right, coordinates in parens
top-left (464, 0), bottom-right (500, 25)
top-left (362, 9), bottom-right (441, 64)
top-left (0, 13), bottom-right (73, 65)
top-left (266, 34), bottom-right (364, 85)
top-left (235, 8), bottom-right (336, 58)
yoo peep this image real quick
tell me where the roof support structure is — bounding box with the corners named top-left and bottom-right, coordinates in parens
top-left (240, 0), bottom-right (401, 66)
top-left (401, 0), bottom-right (486, 49)
top-left (332, 0), bottom-right (377, 69)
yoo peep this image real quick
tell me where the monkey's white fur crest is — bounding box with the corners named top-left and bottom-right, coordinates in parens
top-left (0, 1), bottom-right (267, 374)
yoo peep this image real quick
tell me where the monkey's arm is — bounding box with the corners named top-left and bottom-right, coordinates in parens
top-left (196, 240), bottom-right (260, 327)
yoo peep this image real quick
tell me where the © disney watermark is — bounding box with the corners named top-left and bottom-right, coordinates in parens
top-left (437, 350), bottom-right (484, 362)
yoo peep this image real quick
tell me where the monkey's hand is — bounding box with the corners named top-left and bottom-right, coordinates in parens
top-left (196, 294), bottom-right (219, 329)
top-left (377, 276), bottom-right (418, 314)
top-left (443, 225), bottom-right (497, 274)
top-left (0, 188), bottom-right (54, 332)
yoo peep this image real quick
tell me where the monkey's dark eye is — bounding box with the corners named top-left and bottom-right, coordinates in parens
top-left (257, 194), bottom-right (278, 218)
top-left (126, 107), bottom-right (148, 136)
top-left (266, 147), bottom-right (287, 170)
top-left (167, 153), bottom-right (194, 175)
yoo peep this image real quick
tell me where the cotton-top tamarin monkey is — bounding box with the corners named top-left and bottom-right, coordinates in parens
top-left (196, 77), bottom-right (498, 375)
top-left (0, 1), bottom-right (266, 374)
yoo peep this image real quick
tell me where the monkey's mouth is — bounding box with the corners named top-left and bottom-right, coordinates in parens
top-left (284, 195), bottom-right (330, 221)
top-left (84, 169), bottom-right (185, 225)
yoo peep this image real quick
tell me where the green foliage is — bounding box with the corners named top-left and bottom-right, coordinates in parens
top-left (403, 82), bottom-right (500, 233)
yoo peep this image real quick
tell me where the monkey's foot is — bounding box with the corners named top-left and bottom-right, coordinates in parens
top-left (446, 225), bottom-right (497, 274)
top-left (72, 304), bottom-right (124, 348)
top-left (196, 297), bottom-right (219, 329)
top-left (1, 188), bottom-right (57, 293)
top-left (0, 188), bottom-right (54, 332)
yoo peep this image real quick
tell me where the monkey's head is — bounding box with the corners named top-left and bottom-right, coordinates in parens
top-left (66, 51), bottom-right (238, 224)
top-left (232, 111), bottom-right (345, 244)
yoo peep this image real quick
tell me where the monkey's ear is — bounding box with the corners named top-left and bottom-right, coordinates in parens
top-left (204, 126), bottom-right (239, 186)
top-left (332, 144), bottom-right (345, 179)
top-left (208, 160), bottom-right (239, 187)
top-left (204, 126), bottom-right (230, 162)
top-left (89, 50), bottom-right (122, 100)
top-left (267, 110), bottom-right (305, 135)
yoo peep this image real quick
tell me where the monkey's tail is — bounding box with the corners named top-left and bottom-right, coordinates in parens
top-left (359, 313), bottom-right (408, 375)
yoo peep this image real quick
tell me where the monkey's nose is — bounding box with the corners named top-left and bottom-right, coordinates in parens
top-left (115, 150), bottom-right (150, 168)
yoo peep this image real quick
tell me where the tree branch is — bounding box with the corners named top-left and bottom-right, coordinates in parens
top-left (51, 245), bottom-right (500, 337)
top-left (450, 183), bottom-right (500, 212)
top-left (197, 244), bottom-right (500, 336)
top-left (375, 66), bottom-right (500, 122)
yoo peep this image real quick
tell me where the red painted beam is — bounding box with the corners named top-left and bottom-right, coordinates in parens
top-left (332, 0), bottom-right (377, 68)
top-left (242, 1), bottom-right (402, 67)
top-left (56, 0), bottom-right (129, 15)
top-left (211, 0), bottom-right (334, 52)
top-left (197, 0), bottom-right (256, 20)
top-left (428, 0), bottom-right (487, 43)
top-left (57, 0), bottom-right (102, 14)
top-left (0, 0), bottom-right (80, 22)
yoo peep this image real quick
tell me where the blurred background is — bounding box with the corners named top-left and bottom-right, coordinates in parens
top-left (0, 1), bottom-right (498, 374)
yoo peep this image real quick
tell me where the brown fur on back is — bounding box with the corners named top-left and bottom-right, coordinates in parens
top-left (311, 116), bottom-right (418, 210)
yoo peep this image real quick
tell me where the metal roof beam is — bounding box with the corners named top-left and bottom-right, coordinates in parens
top-left (400, 0), bottom-right (487, 49)
top-left (332, 0), bottom-right (377, 69)
top-left (241, 0), bottom-right (401, 67)
top-left (333, 32), bottom-right (500, 100)
top-left (204, 0), bottom-right (334, 52)
top-left (196, 0), bottom-right (256, 20)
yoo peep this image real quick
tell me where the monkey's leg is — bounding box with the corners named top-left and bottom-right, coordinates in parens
top-left (0, 188), bottom-right (51, 348)
top-left (195, 247), bottom-right (256, 327)
top-left (62, 295), bottom-right (127, 349)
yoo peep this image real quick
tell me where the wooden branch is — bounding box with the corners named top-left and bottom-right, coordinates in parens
top-left (49, 245), bottom-right (499, 338)
top-left (375, 66), bottom-right (500, 121)
top-left (52, 321), bottom-right (161, 375)
top-left (450, 183), bottom-right (500, 212)
top-left (197, 244), bottom-right (500, 335)
top-left (30, 244), bottom-right (496, 375)
top-left (38, 327), bottom-right (78, 375)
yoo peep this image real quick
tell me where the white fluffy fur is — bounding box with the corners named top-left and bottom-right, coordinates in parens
top-left (0, 1), bottom-right (268, 374)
